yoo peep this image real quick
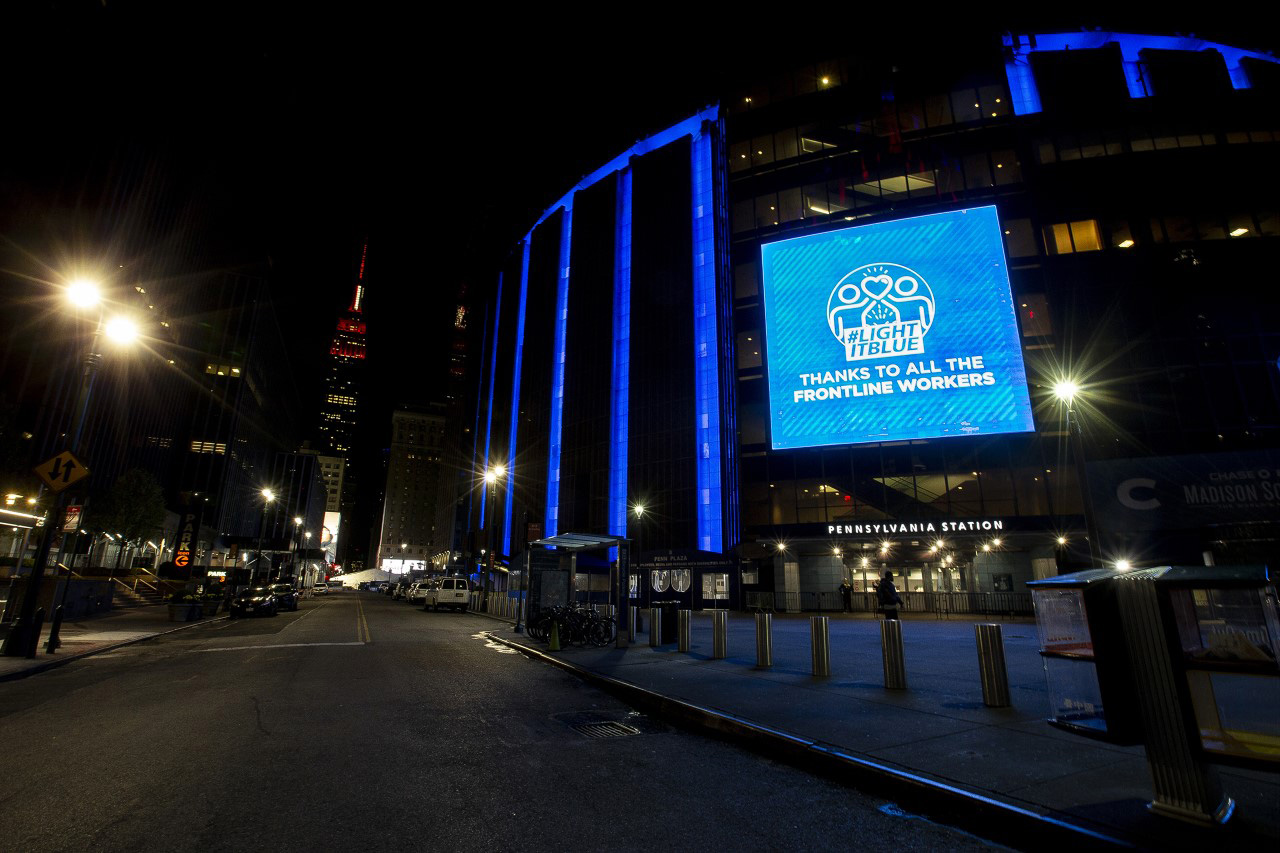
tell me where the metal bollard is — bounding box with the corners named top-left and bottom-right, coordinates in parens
top-left (880, 618), bottom-right (907, 689)
top-left (649, 606), bottom-right (661, 647)
top-left (755, 612), bottom-right (773, 668)
top-left (629, 606), bottom-right (640, 641)
top-left (27, 607), bottom-right (46, 659)
top-left (975, 623), bottom-right (1010, 707)
top-left (810, 616), bottom-right (830, 677)
top-left (45, 605), bottom-right (65, 654)
top-left (711, 610), bottom-right (728, 659)
top-left (678, 609), bottom-right (691, 652)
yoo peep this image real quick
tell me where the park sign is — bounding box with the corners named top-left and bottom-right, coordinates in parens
top-left (759, 206), bottom-right (1035, 448)
top-left (35, 450), bottom-right (89, 493)
top-left (174, 507), bottom-right (202, 569)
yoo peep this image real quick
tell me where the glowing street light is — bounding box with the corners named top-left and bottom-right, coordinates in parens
top-left (253, 488), bottom-right (276, 585)
top-left (1054, 377), bottom-right (1101, 567)
top-left (66, 279), bottom-right (100, 308)
top-left (481, 463), bottom-right (506, 609)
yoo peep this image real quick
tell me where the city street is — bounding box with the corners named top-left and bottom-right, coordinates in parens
top-left (0, 592), bottom-right (1001, 852)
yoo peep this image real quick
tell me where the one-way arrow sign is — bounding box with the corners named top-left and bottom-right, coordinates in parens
top-left (35, 450), bottom-right (90, 493)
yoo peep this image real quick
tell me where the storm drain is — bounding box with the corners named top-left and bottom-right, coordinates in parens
top-left (573, 720), bottom-right (643, 739)
top-left (554, 710), bottom-right (666, 739)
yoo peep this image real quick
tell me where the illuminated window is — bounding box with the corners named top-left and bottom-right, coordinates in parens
top-left (1043, 220), bottom-right (1102, 254)
top-left (190, 440), bottom-right (227, 454)
top-left (204, 363), bottom-right (242, 377)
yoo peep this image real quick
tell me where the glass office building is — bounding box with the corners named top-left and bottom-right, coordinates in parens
top-left (469, 32), bottom-right (1280, 609)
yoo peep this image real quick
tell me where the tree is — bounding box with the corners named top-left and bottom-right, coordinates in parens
top-left (92, 468), bottom-right (167, 546)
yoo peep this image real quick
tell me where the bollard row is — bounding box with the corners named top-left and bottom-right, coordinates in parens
top-left (641, 610), bottom-right (1011, 699)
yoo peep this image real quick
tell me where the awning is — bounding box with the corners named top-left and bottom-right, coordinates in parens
top-left (529, 532), bottom-right (626, 551)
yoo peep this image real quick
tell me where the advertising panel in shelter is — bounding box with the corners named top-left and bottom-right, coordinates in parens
top-left (760, 206), bottom-right (1034, 448)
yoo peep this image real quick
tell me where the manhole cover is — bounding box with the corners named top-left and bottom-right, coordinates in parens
top-left (553, 710), bottom-right (667, 738)
top-left (573, 721), bottom-right (643, 739)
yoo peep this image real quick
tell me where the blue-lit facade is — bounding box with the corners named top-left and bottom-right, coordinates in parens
top-left (469, 33), bottom-right (1280, 609)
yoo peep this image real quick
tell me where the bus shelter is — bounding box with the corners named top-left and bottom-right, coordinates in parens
top-left (527, 532), bottom-right (629, 647)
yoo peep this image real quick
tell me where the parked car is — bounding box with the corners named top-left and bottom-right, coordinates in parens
top-left (406, 581), bottom-right (430, 604)
top-left (423, 577), bottom-right (469, 611)
top-left (312, 582), bottom-right (329, 596)
top-left (270, 583), bottom-right (300, 611)
top-left (392, 579), bottom-right (411, 600)
top-left (229, 586), bottom-right (279, 618)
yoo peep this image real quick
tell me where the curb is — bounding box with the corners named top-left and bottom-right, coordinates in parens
top-left (484, 631), bottom-right (1135, 852)
top-left (0, 614), bottom-right (228, 683)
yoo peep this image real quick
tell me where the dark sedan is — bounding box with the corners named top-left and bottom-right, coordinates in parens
top-left (270, 583), bottom-right (300, 611)
top-left (228, 586), bottom-right (278, 618)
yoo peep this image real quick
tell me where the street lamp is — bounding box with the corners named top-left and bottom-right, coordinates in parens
top-left (253, 488), bottom-right (275, 585)
top-left (482, 463), bottom-right (505, 611)
top-left (291, 516), bottom-right (303, 584)
top-left (1054, 379), bottom-right (1102, 567)
top-left (303, 530), bottom-right (312, 586)
top-left (5, 278), bottom-right (139, 658)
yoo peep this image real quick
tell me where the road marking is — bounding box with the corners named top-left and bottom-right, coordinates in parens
top-left (355, 595), bottom-right (371, 643)
top-left (472, 632), bottom-right (519, 654)
top-left (190, 642), bottom-right (365, 653)
top-left (282, 602), bottom-right (320, 631)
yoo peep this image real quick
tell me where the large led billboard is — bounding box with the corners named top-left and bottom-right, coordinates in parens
top-left (760, 206), bottom-right (1034, 449)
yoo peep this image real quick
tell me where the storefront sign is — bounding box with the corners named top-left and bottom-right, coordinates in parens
top-left (1090, 450), bottom-right (1280, 532)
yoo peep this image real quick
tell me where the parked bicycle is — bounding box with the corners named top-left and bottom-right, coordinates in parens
top-left (528, 602), bottom-right (616, 647)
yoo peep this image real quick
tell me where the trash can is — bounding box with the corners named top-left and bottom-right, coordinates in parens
top-left (1027, 569), bottom-right (1142, 744)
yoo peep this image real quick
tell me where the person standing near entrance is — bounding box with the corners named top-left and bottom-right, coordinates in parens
top-left (839, 579), bottom-right (853, 613)
top-left (876, 571), bottom-right (902, 620)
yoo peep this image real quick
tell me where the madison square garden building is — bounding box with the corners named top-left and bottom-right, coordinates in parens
top-left (467, 32), bottom-right (1280, 611)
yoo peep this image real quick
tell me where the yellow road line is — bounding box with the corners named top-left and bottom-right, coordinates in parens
top-left (356, 594), bottom-right (371, 643)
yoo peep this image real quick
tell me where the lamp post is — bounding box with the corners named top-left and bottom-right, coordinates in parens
top-left (482, 464), bottom-right (505, 612)
top-left (1054, 380), bottom-right (1102, 567)
top-left (4, 279), bottom-right (138, 658)
top-left (253, 488), bottom-right (275, 586)
top-left (302, 530), bottom-right (312, 587)
top-left (291, 516), bottom-right (302, 585)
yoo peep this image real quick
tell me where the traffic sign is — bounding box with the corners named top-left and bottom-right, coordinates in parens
top-left (35, 451), bottom-right (90, 493)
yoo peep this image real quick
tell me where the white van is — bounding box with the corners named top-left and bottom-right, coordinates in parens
top-left (424, 578), bottom-right (469, 612)
top-left (312, 582), bottom-right (329, 596)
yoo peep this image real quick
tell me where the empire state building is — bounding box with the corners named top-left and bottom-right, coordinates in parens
top-left (317, 243), bottom-right (369, 537)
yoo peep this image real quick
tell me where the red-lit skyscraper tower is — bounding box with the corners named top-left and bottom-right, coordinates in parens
top-left (316, 243), bottom-right (369, 559)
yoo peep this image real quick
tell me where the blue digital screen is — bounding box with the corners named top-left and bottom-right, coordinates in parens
top-left (760, 206), bottom-right (1034, 449)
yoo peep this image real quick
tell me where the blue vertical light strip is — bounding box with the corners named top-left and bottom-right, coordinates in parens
top-left (691, 127), bottom-right (722, 553)
top-left (545, 203), bottom-right (573, 538)
top-left (502, 240), bottom-right (530, 556)
top-left (480, 274), bottom-right (503, 521)
top-left (609, 167), bottom-right (633, 557)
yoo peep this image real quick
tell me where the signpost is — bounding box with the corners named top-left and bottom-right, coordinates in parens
top-left (3, 452), bottom-right (91, 657)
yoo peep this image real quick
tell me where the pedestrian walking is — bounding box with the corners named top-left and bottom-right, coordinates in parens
top-left (839, 579), bottom-right (853, 613)
top-left (876, 571), bottom-right (902, 620)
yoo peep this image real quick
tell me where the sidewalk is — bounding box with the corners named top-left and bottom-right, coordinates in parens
top-left (485, 611), bottom-right (1280, 852)
top-left (0, 605), bottom-right (223, 681)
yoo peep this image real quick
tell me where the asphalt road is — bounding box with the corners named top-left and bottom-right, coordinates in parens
top-left (0, 592), bottom-right (1007, 852)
